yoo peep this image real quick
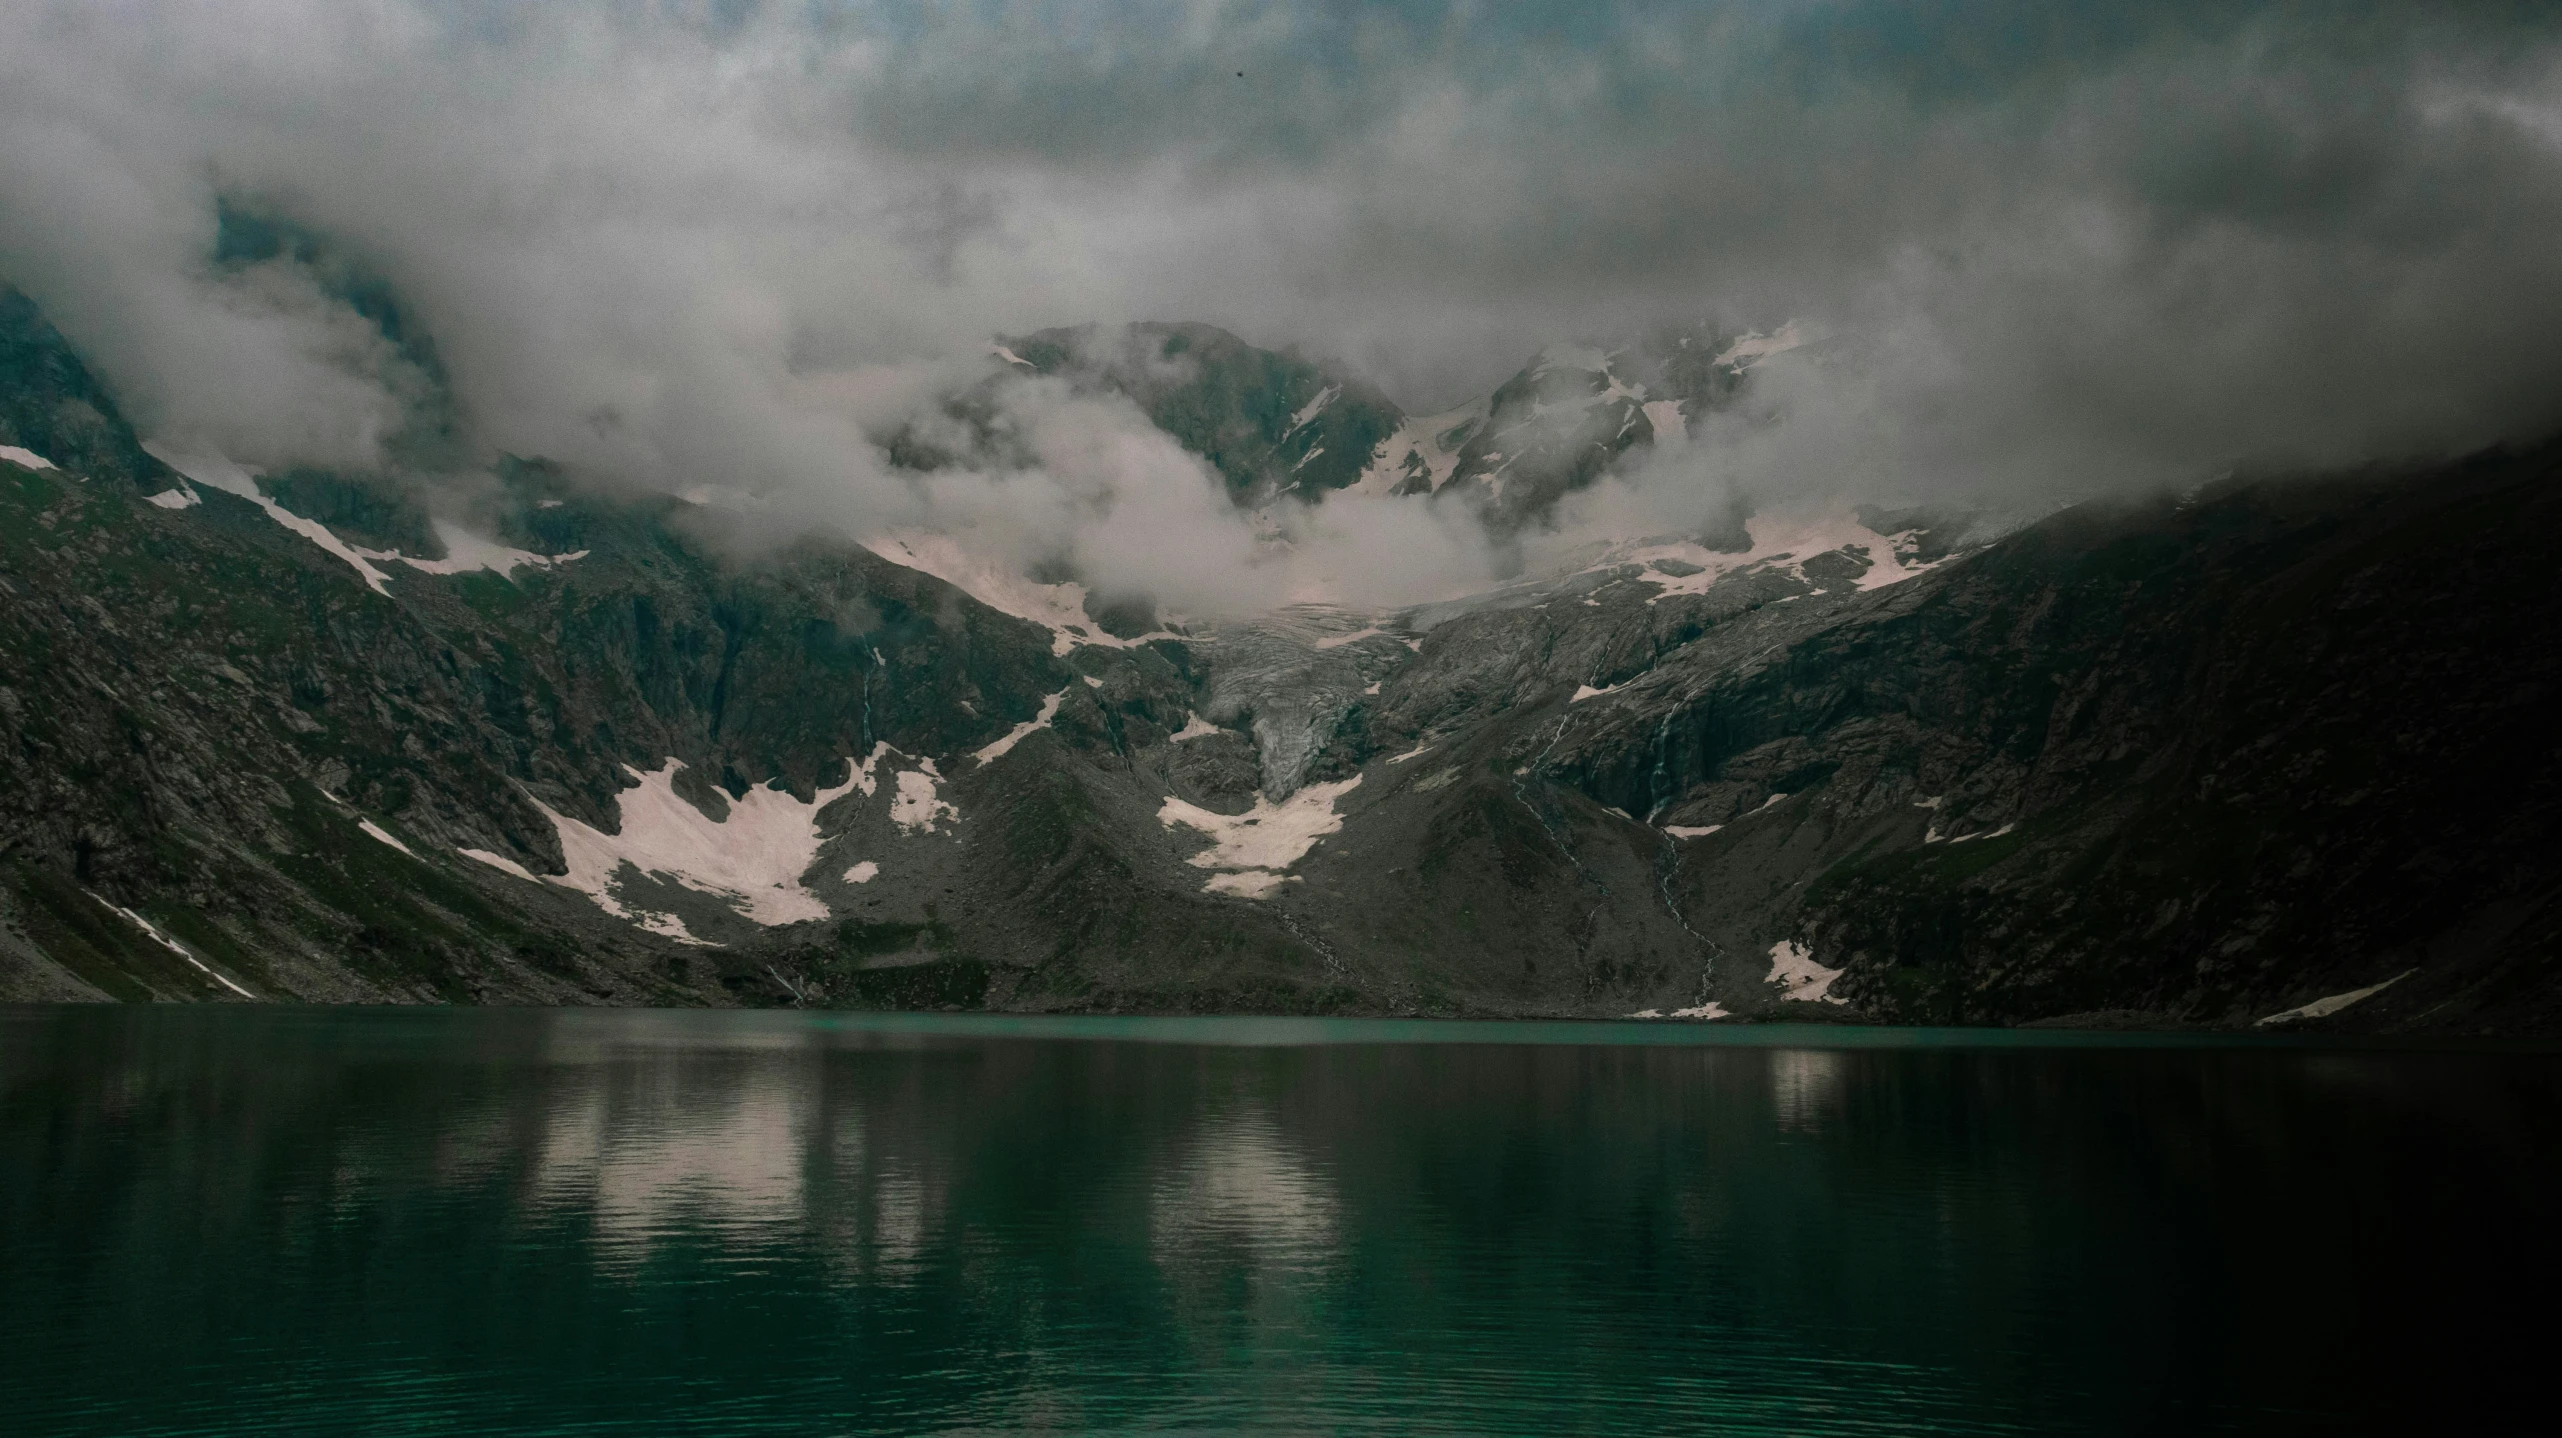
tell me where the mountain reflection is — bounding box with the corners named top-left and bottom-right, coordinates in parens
top-left (1768, 1048), bottom-right (1843, 1132)
top-left (3, 1009), bottom-right (2556, 1435)
top-left (533, 1062), bottom-right (820, 1255)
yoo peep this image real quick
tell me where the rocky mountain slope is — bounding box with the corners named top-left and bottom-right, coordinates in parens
top-left (3, 287), bottom-right (2555, 1033)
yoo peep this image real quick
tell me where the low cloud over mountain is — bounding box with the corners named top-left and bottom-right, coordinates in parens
top-left (7, 1), bottom-right (2562, 614)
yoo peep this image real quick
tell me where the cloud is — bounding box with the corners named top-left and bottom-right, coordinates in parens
top-left (2, 1), bottom-right (2560, 610)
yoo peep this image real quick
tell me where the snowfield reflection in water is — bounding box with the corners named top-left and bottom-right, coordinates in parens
top-left (2, 1007), bottom-right (2557, 1436)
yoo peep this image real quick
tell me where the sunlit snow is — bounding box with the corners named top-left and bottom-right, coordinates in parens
top-left (0, 445), bottom-right (57, 471)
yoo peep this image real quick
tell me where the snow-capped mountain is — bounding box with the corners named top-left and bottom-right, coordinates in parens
top-left (3, 284), bottom-right (2557, 1034)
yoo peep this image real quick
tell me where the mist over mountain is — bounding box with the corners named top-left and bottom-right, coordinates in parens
top-left (6, 0), bottom-right (2562, 613)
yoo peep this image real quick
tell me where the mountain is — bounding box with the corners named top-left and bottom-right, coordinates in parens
top-left (2, 286), bottom-right (2556, 1032)
top-left (955, 319), bottom-right (1781, 530)
top-left (988, 321), bottom-right (1406, 507)
top-left (1358, 326), bottom-right (1780, 529)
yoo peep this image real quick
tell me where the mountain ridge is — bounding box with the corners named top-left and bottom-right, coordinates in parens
top-left (2, 286), bottom-right (2555, 1033)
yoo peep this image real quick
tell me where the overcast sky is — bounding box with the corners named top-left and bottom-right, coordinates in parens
top-left (5, 1), bottom-right (2562, 606)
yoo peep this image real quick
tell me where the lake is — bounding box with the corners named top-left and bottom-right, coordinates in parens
top-left (2, 1007), bottom-right (2554, 1434)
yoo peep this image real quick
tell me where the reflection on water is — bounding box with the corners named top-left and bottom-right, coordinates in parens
top-left (541, 1064), bottom-right (818, 1255)
top-left (1768, 1047), bottom-right (1843, 1131)
top-left (1, 1008), bottom-right (2555, 1435)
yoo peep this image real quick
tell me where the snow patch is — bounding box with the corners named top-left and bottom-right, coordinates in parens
top-left (1171, 712), bottom-right (1222, 742)
top-left (889, 763), bottom-right (960, 834)
top-left (1607, 509), bottom-right (1944, 605)
top-left (2257, 969), bottom-right (2415, 1027)
top-left (358, 818), bottom-right (414, 856)
top-left (991, 343), bottom-right (1033, 367)
top-left (0, 444), bottom-right (57, 471)
top-left (460, 847), bottom-right (540, 882)
top-left (359, 520), bottom-right (585, 579)
top-left (539, 758), bottom-right (864, 927)
top-left (1347, 398), bottom-right (1486, 497)
top-left (146, 486), bottom-right (201, 509)
top-left (1204, 870), bottom-right (1296, 899)
top-left (1285, 384), bottom-right (1339, 435)
top-left (1663, 824), bottom-right (1723, 839)
top-left (1572, 680), bottom-right (1627, 703)
top-left (1641, 399), bottom-right (1686, 448)
top-left (1385, 742), bottom-right (1433, 765)
top-left (1311, 626), bottom-right (1386, 650)
top-left (85, 891), bottom-right (254, 997)
top-left (1632, 1003), bottom-right (1731, 1020)
top-left (973, 689), bottom-right (1066, 765)
top-left (1767, 941), bottom-right (1847, 1004)
top-left (843, 860), bottom-right (879, 884)
top-left (1160, 776), bottom-right (1361, 899)
top-left (144, 443), bottom-right (395, 595)
top-left (634, 911), bottom-right (716, 946)
top-left (862, 530), bottom-right (1182, 656)
top-left (1712, 322), bottom-right (1807, 368)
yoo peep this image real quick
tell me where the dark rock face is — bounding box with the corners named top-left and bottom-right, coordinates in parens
top-left (999, 321), bottom-right (1405, 506)
top-left (1533, 461), bottom-right (2562, 1034)
top-left (0, 288), bottom-right (175, 492)
top-left (1, 285), bottom-right (2555, 1033)
top-left (1426, 328), bottom-right (1761, 531)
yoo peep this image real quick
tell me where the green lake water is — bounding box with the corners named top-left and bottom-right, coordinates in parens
top-left (2, 1007), bottom-right (2554, 1434)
